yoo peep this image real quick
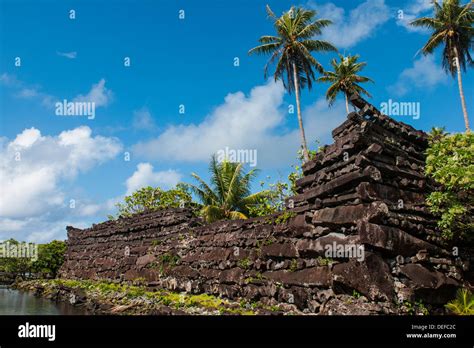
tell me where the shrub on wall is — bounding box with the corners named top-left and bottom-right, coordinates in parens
top-left (425, 130), bottom-right (473, 240)
top-left (113, 184), bottom-right (196, 218)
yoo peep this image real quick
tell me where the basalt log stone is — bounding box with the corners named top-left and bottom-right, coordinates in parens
top-left (59, 96), bottom-right (472, 313)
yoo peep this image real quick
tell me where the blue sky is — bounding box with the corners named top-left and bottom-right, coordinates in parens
top-left (0, 0), bottom-right (472, 242)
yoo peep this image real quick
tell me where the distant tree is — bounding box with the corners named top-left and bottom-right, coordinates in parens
top-left (186, 155), bottom-right (269, 223)
top-left (411, 0), bottom-right (473, 131)
top-left (317, 54), bottom-right (373, 113)
top-left (32, 240), bottom-right (67, 278)
top-left (249, 5), bottom-right (336, 162)
top-left (114, 184), bottom-right (195, 218)
top-left (0, 239), bottom-right (33, 279)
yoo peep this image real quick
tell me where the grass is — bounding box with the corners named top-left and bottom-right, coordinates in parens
top-left (237, 257), bottom-right (251, 269)
top-left (21, 279), bottom-right (274, 315)
top-left (445, 288), bottom-right (474, 315)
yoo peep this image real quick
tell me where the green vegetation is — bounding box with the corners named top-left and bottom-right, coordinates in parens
top-left (315, 256), bottom-right (333, 266)
top-left (247, 152), bottom-right (310, 217)
top-left (248, 180), bottom-right (289, 217)
top-left (410, 0), bottom-right (473, 131)
top-left (275, 211), bottom-right (297, 224)
top-left (426, 130), bottom-right (473, 239)
top-left (0, 239), bottom-right (33, 279)
top-left (237, 257), bottom-right (251, 269)
top-left (151, 240), bottom-right (162, 247)
top-left (249, 5), bottom-right (336, 162)
top-left (0, 239), bottom-right (66, 280)
top-left (289, 259), bottom-right (298, 272)
top-left (159, 253), bottom-right (180, 267)
top-left (186, 155), bottom-right (269, 223)
top-left (20, 279), bottom-right (284, 315)
top-left (149, 253), bottom-right (180, 275)
top-left (317, 54), bottom-right (373, 114)
top-left (256, 237), bottom-right (277, 249)
top-left (244, 272), bottom-right (266, 284)
top-left (445, 288), bottom-right (474, 315)
top-left (352, 290), bottom-right (362, 299)
top-left (113, 184), bottom-right (196, 219)
top-left (402, 300), bottom-right (430, 315)
top-left (31, 240), bottom-right (67, 278)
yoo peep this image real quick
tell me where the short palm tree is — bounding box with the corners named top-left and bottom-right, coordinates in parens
top-left (317, 54), bottom-right (373, 114)
top-left (249, 5), bottom-right (337, 162)
top-left (186, 155), bottom-right (269, 223)
top-left (410, 0), bottom-right (473, 131)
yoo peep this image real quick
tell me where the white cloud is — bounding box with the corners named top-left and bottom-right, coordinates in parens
top-left (388, 55), bottom-right (448, 96)
top-left (76, 203), bottom-right (103, 217)
top-left (16, 88), bottom-right (39, 98)
top-left (0, 218), bottom-right (29, 233)
top-left (133, 107), bottom-right (157, 130)
top-left (0, 73), bottom-right (55, 107)
top-left (307, 0), bottom-right (390, 48)
top-left (396, 0), bottom-right (434, 33)
top-left (0, 73), bottom-right (20, 87)
top-left (0, 126), bottom-right (122, 219)
top-left (0, 126), bottom-right (123, 243)
top-left (1, 74), bottom-right (114, 109)
top-left (125, 163), bottom-right (181, 195)
top-left (0, 217), bottom-right (91, 243)
top-left (133, 81), bottom-right (346, 168)
top-left (57, 51), bottom-right (77, 59)
top-left (73, 79), bottom-right (113, 107)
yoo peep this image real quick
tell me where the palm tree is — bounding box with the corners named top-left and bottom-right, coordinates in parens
top-left (317, 54), bottom-right (373, 114)
top-left (186, 155), bottom-right (269, 223)
top-left (249, 5), bottom-right (337, 162)
top-left (410, 0), bottom-right (473, 131)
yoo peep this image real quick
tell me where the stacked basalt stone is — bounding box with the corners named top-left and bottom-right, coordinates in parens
top-left (289, 95), bottom-right (470, 305)
top-left (59, 208), bottom-right (201, 281)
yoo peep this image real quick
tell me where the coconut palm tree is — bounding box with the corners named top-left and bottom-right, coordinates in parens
top-left (410, 0), bottom-right (473, 131)
top-left (249, 5), bottom-right (337, 162)
top-left (186, 155), bottom-right (269, 223)
top-left (317, 54), bottom-right (373, 114)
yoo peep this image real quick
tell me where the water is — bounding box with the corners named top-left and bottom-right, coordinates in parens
top-left (0, 285), bottom-right (88, 315)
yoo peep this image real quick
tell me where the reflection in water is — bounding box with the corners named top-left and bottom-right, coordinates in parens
top-left (0, 285), bottom-right (87, 315)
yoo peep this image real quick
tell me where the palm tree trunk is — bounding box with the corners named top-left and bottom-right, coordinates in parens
top-left (292, 62), bottom-right (310, 163)
top-left (345, 93), bottom-right (350, 114)
top-left (454, 47), bottom-right (470, 131)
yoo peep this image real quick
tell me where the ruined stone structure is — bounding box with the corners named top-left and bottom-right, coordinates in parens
top-left (60, 96), bottom-right (472, 314)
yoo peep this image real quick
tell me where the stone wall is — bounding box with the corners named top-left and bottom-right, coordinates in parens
top-left (59, 97), bottom-right (472, 313)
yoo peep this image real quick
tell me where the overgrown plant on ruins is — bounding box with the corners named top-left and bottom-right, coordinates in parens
top-left (410, 0), bottom-right (473, 131)
top-left (186, 155), bottom-right (270, 223)
top-left (247, 147), bottom-right (322, 217)
top-left (247, 162), bottom-right (304, 217)
top-left (317, 54), bottom-right (373, 114)
top-left (249, 5), bottom-right (337, 162)
top-left (112, 184), bottom-right (196, 219)
top-left (425, 129), bottom-right (474, 239)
